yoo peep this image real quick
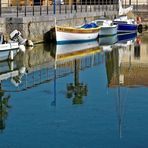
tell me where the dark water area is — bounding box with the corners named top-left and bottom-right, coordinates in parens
top-left (0, 31), bottom-right (148, 148)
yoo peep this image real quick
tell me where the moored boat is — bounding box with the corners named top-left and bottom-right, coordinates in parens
top-left (113, 17), bottom-right (138, 34)
top-left (93, 19), bottom-right (117, 37)
top-left (55, 24), bottom-right (101, 44)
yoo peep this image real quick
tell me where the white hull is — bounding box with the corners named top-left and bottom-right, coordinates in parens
top-left (0, 42), bottom-right (19, 61)
top-left (0, 42), bottom-right (19, 51)
top-left (55, 26), bottom-right (100, 44)
top-left (99, 25), bottom-right (117, 36)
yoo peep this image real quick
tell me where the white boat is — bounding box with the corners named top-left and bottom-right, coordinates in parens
top-left (52, 40), bottom-right (101, 62)
top-left (55, 24), bottom-right (101, 44)
top-left (93, 20), bottom-right (117, 37)
top-left (0, 42), bottom-right (19, 61)
top-left (0, 32), bottom-right (27, 61)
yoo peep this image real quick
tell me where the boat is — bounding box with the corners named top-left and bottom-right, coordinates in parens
top-left (113, 0), bottom-right (138, 34)
top-left (93, 19), bottom-right (117, 37)
top-left (54, 23), bottom-right (101, 44)
top-left (0, 33), bottom-right (19, 61)
top-left (0, 43), bottom-right (19, 61)
top-left (51, 40), bottom-right (101, 62)
top-left (114, 16), bottom-right (138, 34)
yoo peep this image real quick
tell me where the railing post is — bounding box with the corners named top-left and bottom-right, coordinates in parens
top-left (25, 0), bottom-right (27, 16)
top-left (0, 0), bottom-right (1, 17)
top-left (47, 0), bottom-right (48, 15)
top-left (40, 0), bottom-right (42, 15)
top-left (81, 0), bottom-right (82, 12)
top-left (65, 2), bottom-right (67, 13)
top-left (32, 0), bottom-right (34, 16)
top-left (90, 0), bottom-right (91, 12)
top-left (85, 0), bottom-right (87, 12)
top-left (16, 0), bottom-right (19, 17)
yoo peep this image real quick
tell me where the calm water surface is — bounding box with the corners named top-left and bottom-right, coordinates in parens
top-left (0, 32), bottom-right (148, 148)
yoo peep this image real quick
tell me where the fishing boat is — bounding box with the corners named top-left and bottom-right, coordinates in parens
top-left (55, 23), bottom-right (101, 44)
top-left (93, 19), bottom-right (117, 37)
top-left (51, 40), bottom-right (101, 62)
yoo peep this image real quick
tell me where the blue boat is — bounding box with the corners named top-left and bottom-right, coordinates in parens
top-left (116, 23), bottom-right (138, 34)
top-left (114, 16), bottom-right (138, 34)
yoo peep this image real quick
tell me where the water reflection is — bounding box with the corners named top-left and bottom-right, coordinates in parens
top-left (1, 32), bottom-right (148, 134)
top-left (51, 41), bottom-right (101, 105)
top-left (99, 35), bottom-right (118, 52)
top-left (105, 33), bottom-right (148, 88)
top-left (0, 60), bottom-right (19, 132)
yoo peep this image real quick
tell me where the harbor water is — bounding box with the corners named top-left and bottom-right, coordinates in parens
top-left (0, 31), bottom-right (148, 148)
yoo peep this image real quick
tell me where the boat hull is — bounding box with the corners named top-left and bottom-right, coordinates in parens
top-left (99, 25), bottom-right (117, 37)
top-left (117, 23), bottom-right (138, 34)
top-left (0, 42), bottom-right (19, 61)
top-left (55, 26), bottom-right (100, 44)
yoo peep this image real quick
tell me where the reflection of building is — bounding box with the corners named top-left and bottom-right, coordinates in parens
top-left (106, 36), bottom-right (148, 87)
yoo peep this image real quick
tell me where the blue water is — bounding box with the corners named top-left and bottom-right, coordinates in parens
top-left (0, 32), bottom-right (148, 148)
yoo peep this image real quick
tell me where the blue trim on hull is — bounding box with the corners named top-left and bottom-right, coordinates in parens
top-left (56, 39), bottom-right (97, 44)
top-left (117, 23), bottom-right (138, 32)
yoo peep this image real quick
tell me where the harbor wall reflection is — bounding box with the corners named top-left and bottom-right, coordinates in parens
top-left (106, 33), bottom-right (148, 87)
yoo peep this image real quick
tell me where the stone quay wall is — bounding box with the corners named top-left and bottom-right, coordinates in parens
top-left (1, 11), bottom-right (117, 43)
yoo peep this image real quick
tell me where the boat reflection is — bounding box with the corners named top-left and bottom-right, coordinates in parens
top-left (51, 41), bottom-right (101, 105)
top-left (99, 35), bottom-right (118, 52)
top-left (51, 40), bottom-right (101, 62)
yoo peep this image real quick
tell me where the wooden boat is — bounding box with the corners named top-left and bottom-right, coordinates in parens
top-left (93, 19), bottom-right (117, 37)
top-left (55, 24), bottom-right (101, 44)
top-left (51, 40), bottom-right (101, 62)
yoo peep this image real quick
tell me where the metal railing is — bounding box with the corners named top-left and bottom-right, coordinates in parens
top-left (0, 0), bottom-right (147, 17)
top-left (0, 0), bottom-right (119, 17)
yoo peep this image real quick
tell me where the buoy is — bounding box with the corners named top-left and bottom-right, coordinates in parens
top-left (26, 40), bottom-right (34, 47)
top-left (19, 44), bottom-right (26, 52)
top-left (19, 67), bottom-right (26, 74)
top-left (136, 16), bottom-right (142, 24)
top-left (136, 37), bottom-right (141, 45)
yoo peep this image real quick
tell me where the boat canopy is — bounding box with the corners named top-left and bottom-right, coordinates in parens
top-left (81, 23), bottom-right (98, 29)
